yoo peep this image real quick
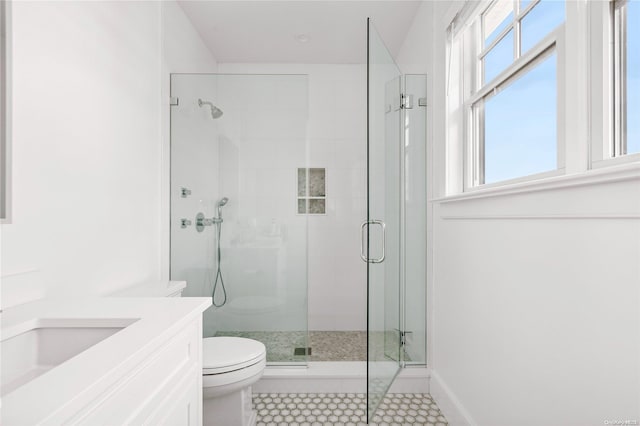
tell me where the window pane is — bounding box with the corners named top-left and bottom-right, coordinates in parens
top-left (627, 1), bottom-right (640, 154)
top-left (484, 30), bottom-right (514, 84)
top-left (521, 0), bottom-right (565, 54)
top-left (483, 52), bottom-right (557, 184)
top-left (484, 0), bottom-right (513, 48)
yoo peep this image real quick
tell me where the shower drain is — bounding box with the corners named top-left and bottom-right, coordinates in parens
top-left (294, 347), bottom-right (312, 356)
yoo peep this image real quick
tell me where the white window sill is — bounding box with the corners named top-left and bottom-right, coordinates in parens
top-left (432, 162), bottom-right (640, 204)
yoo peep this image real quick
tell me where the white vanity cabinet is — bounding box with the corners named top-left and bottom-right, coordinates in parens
top-left (1, 297), bottom-right (210, 426)
top-left (69, 317), bottom-right (203, 425)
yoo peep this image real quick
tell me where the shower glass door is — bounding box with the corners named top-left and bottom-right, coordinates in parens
top-left (366, 18), bottom-right (402, 421)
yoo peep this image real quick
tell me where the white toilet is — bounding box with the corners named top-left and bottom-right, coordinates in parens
top-left (202, 336), bottom-right (267, 426)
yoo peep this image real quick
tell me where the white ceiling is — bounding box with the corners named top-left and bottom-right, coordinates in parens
top-left (178, 1), bottom-right (423, 64)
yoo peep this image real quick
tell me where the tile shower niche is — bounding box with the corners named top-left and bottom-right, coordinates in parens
top-left (297, 168), bottom-right (326, 214)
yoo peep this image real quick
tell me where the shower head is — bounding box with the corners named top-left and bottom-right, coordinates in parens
top-left (198, 98), bottom-right (223, 119)
top-left (216, 197), bottom-right (229, 220)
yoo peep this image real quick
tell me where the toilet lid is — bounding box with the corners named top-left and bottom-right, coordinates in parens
top-left (202, 337), bottom-right (266, 374)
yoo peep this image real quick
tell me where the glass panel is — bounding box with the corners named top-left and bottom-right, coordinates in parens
top-left (484, 30), bottom-right (514, 84)
top-left (402, 75), bottom-right (427, 365)
top-left (626, 1), bottom-right (640, 154)
top-left (483, 51), bottom-right (557, 184)
top-left (483, 0), bottom-right (513, 48)
top-left (367, 19), bottom-right (402, 422)
top-left (521, 0), bottom-right (565, 54)
top-left (170, 73), bottom-right (309, 365)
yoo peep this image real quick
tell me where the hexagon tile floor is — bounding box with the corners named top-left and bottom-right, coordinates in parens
top-left (253, 393), bottom-right (448, 426)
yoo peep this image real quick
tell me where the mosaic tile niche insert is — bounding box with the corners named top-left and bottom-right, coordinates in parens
top-left (297, 167), bottom-right (326, 214)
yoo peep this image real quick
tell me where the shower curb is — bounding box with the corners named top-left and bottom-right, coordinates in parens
top-left (253, 362), bottom-right (430, 394)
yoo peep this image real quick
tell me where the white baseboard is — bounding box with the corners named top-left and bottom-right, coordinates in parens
top-left (253, 362), bottom-right (430, 394)
top-left (429, 370), bottom-right (476, 426)
top-left (389, 366), bottom-right (430, 393)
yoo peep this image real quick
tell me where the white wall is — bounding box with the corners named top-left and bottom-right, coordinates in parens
top-left (217, 63), bottom-right (368, 331)
top-left (1, 0), bottom-right (216, 305)
top-left (396, 1), bottom-right (433, 76)
top-left (398, 1), bottom-right (640, 425)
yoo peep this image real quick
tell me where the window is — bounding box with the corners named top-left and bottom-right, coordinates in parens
top-left (613, 0), bottom-right (640, 156)
top-left (460, 0), bottom-right (566, 187)
top-left (447, 0), bottom-right (639, 195)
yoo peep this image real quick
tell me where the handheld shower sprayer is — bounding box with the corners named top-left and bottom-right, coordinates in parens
top-left (211, 196), bottom-right (229, 307)
top-left (216, 197), bottom-right (229, 222)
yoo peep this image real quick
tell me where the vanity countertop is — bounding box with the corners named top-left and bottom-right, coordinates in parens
top-left (1, 296), bottom-right (211, 425)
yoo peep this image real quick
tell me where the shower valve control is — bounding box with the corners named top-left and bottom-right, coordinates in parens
top-left (181, 187), bottom-right (192, 198)
top-left (196, 212), bottom-right (214, 232)
top-left (180, 219), bottom-right (192, 228)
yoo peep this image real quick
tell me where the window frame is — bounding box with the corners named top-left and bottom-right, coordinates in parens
top-left (613, 0), bottom-right (627, 158)
top-left (590, 0), bottom-right (640, 168)
top-left (459, 0), bottom-right (566, 191)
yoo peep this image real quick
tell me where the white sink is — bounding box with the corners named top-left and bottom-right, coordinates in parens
top-left (1, 318), bottom-right (137, 396)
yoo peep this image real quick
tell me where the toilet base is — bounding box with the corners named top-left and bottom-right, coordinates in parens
top-left (203, 385), bottom-right (256, 426)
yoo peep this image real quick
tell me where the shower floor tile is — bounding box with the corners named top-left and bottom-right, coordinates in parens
top-left (214, 330), bottom-right (414, 363)
top-left (214, 330), bottom-right (367, 362)
top-left (308, 331), bottom-right (367, 362)
top-left (253, 392), bottom-right (448, 426)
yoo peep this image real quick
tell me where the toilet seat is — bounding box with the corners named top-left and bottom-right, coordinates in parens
top-left (202, 337), bottom-right (266, 375)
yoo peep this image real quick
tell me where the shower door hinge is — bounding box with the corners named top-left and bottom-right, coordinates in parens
top-left (170, 96), bottom-right (179, 106)
top-left (401, 93), bottom-right (414, 109)
top-left (418, 97), bottom-right (427, 107)
top-left (396, 329), bottom-right (412, 347)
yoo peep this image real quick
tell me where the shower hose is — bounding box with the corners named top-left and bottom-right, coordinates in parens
top-left (212, 220), bottom-right (227, 307)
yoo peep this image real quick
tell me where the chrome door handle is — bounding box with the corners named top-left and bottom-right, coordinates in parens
top-left (360, 220), bottom-right (386, 263)
top-left (371, 220), bottom-right (386, 263)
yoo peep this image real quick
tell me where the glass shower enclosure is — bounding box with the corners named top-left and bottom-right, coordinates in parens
top-left (169, 26), bottom-right (427, 421)
top-left (170, 73), bottom-right (309, 364)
